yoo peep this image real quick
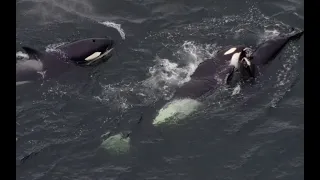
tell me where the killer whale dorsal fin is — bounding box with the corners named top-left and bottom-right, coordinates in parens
top-left (22, 46), bottom-right (43, 60)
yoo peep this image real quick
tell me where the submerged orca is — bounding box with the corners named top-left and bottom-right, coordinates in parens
top-left (173, 29), bottom-right (304, 99)
top-left (16, 38), bottom-right (115, 85)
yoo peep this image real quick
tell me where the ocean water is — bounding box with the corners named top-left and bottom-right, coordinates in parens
top-left (16, 0), bottom-right (304, 179)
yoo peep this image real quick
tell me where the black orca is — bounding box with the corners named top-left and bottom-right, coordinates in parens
top-left (16, 38), bottom-right (115, 85)
top-left (173, 29), bottom-right (304, 99)
top-left (238, 30), bottom-right (304, 81)
top-left (173, 45), bottom-right (249, 99)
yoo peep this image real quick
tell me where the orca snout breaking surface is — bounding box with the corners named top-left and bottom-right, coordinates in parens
top-left (62, 38), bottom-right (116, 66)
top-left (16, 37), bottom-right (116, 85)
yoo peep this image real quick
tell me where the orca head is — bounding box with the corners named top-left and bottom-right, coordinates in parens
top-left (68, 38), bottom-right (115, 66)
top-left (238, 57), bottom-right (256, 81)
top-left (233, 47), bottom-right (256, 81)
top-left (224, 46), bottom-right (254, 85)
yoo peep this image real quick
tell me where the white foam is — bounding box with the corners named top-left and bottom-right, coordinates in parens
top-left (143, 57), bottom-right (190, 91)
top-left (99, 21), bottom-right (126, 40)
top-left (143, 41), bottom-right (217, 96)
top-left (258, 29), bottom-right (281, 44)
top-left (232, 84), bottom-right (241, 96)
top-left (95, 41), bottom-right (218, 112)
top-left (45, 42), bottom-right (67, 52)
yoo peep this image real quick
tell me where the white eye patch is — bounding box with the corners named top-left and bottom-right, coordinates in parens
top-left (224, 47), bottom-right (237, 55)
top-left (229, 52), bottom-right (241, 68)
top-left (85, 52), bottom-right (101, 61)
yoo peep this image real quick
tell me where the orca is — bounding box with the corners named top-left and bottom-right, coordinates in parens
top-left (173, 29), bottom-right (304, 99)
top-left (173, 45), bottom-right (251, 99)
top-left (237, 30), bottom-right (304, 82)
top-left (16, 38), bottom-right (115, 85)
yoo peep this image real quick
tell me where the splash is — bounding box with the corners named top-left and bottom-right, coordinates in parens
top-left (142, 41), bottom-right (218, 100)
top-left (143, 57), bottom-right (189, 90)
top-left (257, 29), bottom-right (281, 44)
top-left (45, 42), bottom-right (67, 52)
top-left (95, 41), bottom-right (218, 109)
top-left (99, 21), bottom-right (126, 40)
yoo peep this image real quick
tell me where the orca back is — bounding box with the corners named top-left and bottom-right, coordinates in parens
top-left (191, 45), bottom-right (246, 79)
top-left (252, 31), bottom-right (304, 66)
top-left (174, 77), bottom-right (218, 99)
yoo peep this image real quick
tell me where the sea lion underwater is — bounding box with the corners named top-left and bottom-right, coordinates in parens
top-left (173, 29), bottom-right (304, 99)
top-left (16, 37), bottom-right (115, 85)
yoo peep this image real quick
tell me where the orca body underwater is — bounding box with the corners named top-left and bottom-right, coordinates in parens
top-left (173, 30), bottom-right (304, 99)
top-left (16, 38), bottom-right (115, 85)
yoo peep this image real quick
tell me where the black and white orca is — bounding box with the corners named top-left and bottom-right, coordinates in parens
top-left (172, 45), bottom-right (248, 98)
top-left (173, 29), bottom-right (304, 99)
top-left (237, 30), bottom-right (304, 82)
top-left (16, 38), bottom-right (115, 85)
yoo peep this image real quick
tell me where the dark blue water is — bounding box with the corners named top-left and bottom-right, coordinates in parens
top-left (16, 0), bottom-right (304, 179)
